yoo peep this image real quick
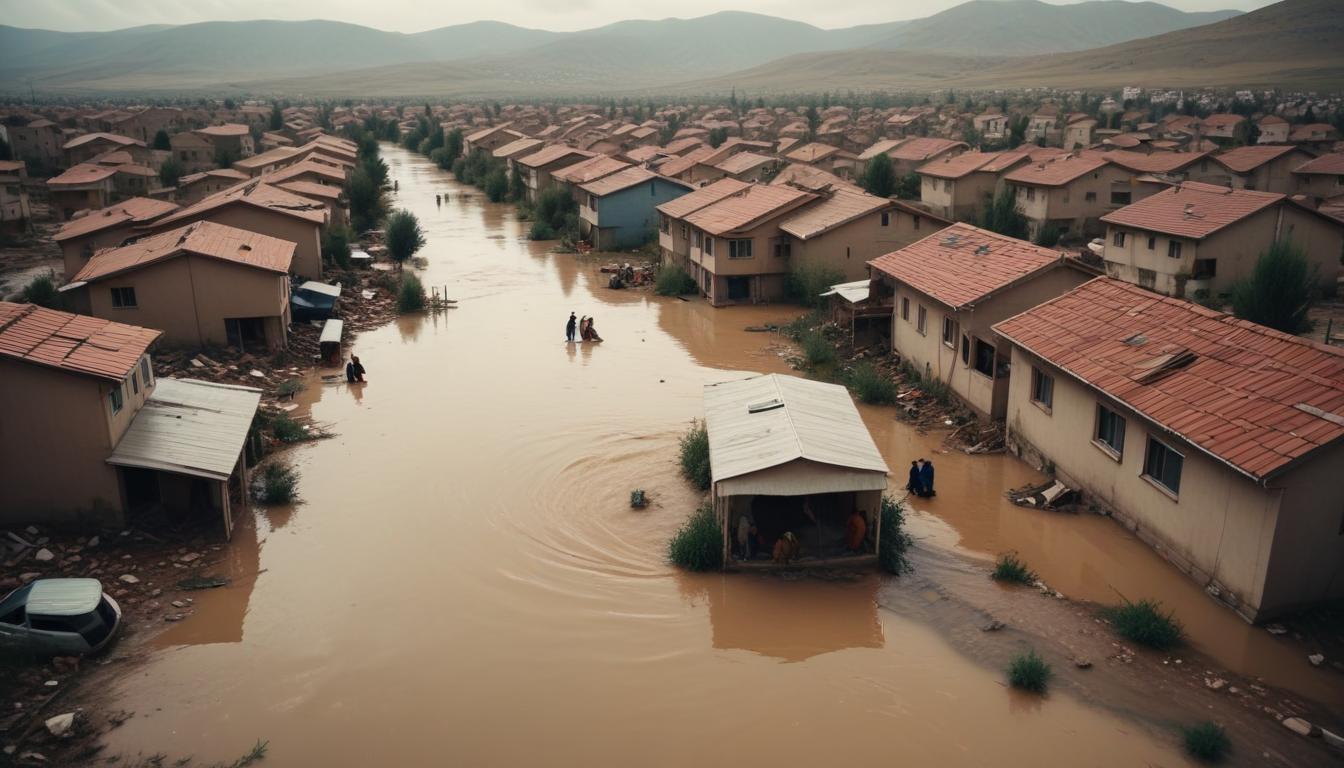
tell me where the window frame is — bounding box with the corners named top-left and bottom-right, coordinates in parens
top-left (941, 315), bottom-right (956, 348)
top-left (110, 286), bottom-right (137, 309)
top-left (727, 238), bottom-right (753, 260)
top-left (972, 338), bottom-right (996, 378)
top-left (1112, 230), bottom-right (1125, 247)
top-left (108, 384), bottom-right (124, 416)
top-left (1142, 436), bottom-right (1184, 497)
top-left (1093, 403), bottom-right (1126, 460)
top-left (1030, 367), bottom-right (1054, 412)
top-left (1167, 241), bottom-right (1183, 259)
top-left (916, 305), bottom-right (927, 335)
top-left (900, 297), bottom-right (910, 322)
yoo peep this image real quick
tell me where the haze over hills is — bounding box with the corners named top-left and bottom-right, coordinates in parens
top-left (0, 1), bottom-right (1258, 96)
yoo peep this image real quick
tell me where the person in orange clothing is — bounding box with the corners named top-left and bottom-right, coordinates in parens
top-left (845, 509), bottom-right (868, 553)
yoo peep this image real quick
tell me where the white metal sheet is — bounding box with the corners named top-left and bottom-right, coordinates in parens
top-left (107, 378), bottom-right (262, 481)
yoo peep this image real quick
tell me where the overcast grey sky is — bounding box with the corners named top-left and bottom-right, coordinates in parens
top-left (1, 0), bottom-right (1277, 33)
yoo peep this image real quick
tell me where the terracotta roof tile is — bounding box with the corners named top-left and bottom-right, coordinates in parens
top-left (259, 159), bottom-right (346, 185)
top-left (657, 146), bottom-right (716, 178)
top-left (918, 151), bottom-right (1007, 180)
top-left (785, 142), bottom-right (844, 163)
top-left (54, 198), bottom-right (180, 242)
top-left (1101, 182), bottom-right (1282, 239)
top-left (1103, 150), bottom-right (1209, 174)
top-left (685, 184), bottom-right (816, 237)
top-left (715, 152), bottom-right (776, 175)
top-left (153, 180), bottom-right (327, 229)
top-left (657, 178), bottom-right (751, 219)
top-left (1212, 145), bottom-right (1304, 173)
top-left (492, 137), bottom-right (543, 158)
top-left (868, 222), bottom-right (1065, 309)
top-left (71, 221), bottom-right (294, 284)
top-left (887, 137), bottom-right (966, 161)
top-left (196, 123), bottom-right (251, 137)
top-left (62, 132), bottom-right (143, 150)
top-left (578, 166), bottom-right (667, 197)
top-left (1294, 153), bottom-right (1344, 176)
top-left (0, 301), bottom-right (160, 381)
top-left (552, 155), bottom-right (630, 184)
top-left (1004, 154), bottom-right (1110, 187)
top-left (515, 145), bottom-right (592, 169)
top-left (993, 278), bottom-right (1344, 481)
top-left (46, 163), bottom-right (117, 187)
top-left (780, 190), bottom-right (889, 240)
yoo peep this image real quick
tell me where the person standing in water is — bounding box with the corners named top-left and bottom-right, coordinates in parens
top-left (565, 312), bottom-right (577, 343)
top-left (346, 355), bottom-right (366, 383)
top-left (906, 461), bottom-right (923, 497)
top-left (919, 458), bottom-right (936, 497)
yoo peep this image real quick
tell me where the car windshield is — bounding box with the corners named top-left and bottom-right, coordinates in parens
top-left (0, 585), bottom-right (32, 625)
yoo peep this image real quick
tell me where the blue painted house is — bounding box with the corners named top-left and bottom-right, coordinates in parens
top-left (577, 167), bottom-right (692, 250)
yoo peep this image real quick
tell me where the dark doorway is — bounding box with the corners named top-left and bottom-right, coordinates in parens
top-left (225, 317), bottom-right (268, 352)
top-left (122, 467), bottom-right (160, 512)
top-left (726, 277), bottom-right (750, 301)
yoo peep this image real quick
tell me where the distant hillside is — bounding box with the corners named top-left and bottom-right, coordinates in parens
top-left (867, 0), bottom-right (1241, 56)
top-left (673, 0), bottom-right (1342, 93)
top-left (0, 2), bottom-right (1250, 95)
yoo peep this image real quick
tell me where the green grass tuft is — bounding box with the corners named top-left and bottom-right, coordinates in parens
top-left (256, 463), bottom-right (298, 505)
top-left (654, 264), bottom-right (698, 296)
top-left (678, 420), bottom-right (711, 491)
top-left (1007, 649), bottom-right (1052, 693)
top-left (878, 496), bottom-right (912, 575)
top-left (992, 553), bottom-right (1038, 585)
top-left (1181, 722), bottom-right (1230, 763)
top-left (799, 329), bottom-right (836, 368)
top-left (276, 379), bottom-right (305, 398)
top-left (846, 361), bottom-right (896, 404)
top-left (1101, 598), bottom-right (1183, 650)
top-left (397, 273), bottom-right (426, 313)
top-left (669, 502), bottom-right (722, 571)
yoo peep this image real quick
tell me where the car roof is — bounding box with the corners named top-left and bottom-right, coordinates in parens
top-left (27, 579), bottom-right (104, 616)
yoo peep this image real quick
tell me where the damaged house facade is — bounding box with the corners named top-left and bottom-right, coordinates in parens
top-left (994, 278), bottom-right (1344, 622)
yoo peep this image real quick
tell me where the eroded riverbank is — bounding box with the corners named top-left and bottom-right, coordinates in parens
top-left (77, 144), bottom-right (1340, 767)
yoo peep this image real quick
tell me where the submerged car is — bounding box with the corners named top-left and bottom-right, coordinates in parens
top-left (0, 578), bottom-right (122, 656)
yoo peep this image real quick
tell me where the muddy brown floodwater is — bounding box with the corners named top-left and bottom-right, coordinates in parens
top-left (96, 146), bottom-right (1336, 766)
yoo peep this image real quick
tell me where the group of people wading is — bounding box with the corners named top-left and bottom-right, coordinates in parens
top-left (565, 311), bottom-right (603, 343)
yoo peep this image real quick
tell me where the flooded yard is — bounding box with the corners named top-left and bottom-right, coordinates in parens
top-left (94, 145), bottom-right (1338, 766)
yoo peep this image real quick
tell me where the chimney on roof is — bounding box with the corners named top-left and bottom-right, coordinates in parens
top-left (1183, 203), bottom-right (1195, 218)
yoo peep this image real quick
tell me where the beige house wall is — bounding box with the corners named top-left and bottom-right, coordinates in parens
top-left (162, 205), bottom-right (323, 279)
top-left (791, 207), bottom-right (939, 283)
top-left (1002, 345), bottom-right (1340, 621)
top-left (51, 185), bottom-right (116, 221)
top-left (1104, 204), bottom-right (1342, 298)
top-left (1294, 173), bottom-right (1344, 199)
top-left (1189, 152), bottom-right (1313, 194)
top-left (888, 266), bottom-right (1089, 418)
top-left (0, 357), bottom-right (153, 525)
top-left (84, 256), bottom-right (289, 349)
top-left (60, 224), bottom-right (143, 279)
top-left (1013, 164), bottom-right (1131, 238)
top-left (920, 172), bottom-right (998, 221)
top-left (1259, 441), bottom-right (1344, 616)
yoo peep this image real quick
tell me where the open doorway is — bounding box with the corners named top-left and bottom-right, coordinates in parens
top-left (225, 317), bottom-right (269, 353)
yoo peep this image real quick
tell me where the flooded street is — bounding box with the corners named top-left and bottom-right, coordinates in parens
top-left (98, 145), bottom-right (1334, 765)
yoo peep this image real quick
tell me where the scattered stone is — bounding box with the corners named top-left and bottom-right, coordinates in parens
top-left (249, 369), bottom-right (266, 378)
top-left (24, 526), bottom-right (39, 536)
top-left (190, 359), bottom-right (205, 368)
top-left (149, 588), bottom-right (162, 597)
top-left (18, 752), bottom-right (46, 763)
top-left (177, 576), bottom-right (228, 590)
top-left (43, 680), bottom-right (58, 687)
top-left (1308, 653), bottom-right (1325, 667)
top-left (1074, 658), bottom-right (1092, 669)
top-left (1205, 677), bottom-right (1227, 691)
top-left (118, 574), bottom-right (140, 585)
top-left (1266, 624), bottom-right (1288, 635)
top-left (171, 600), bottom-right (186, 608)
top-left (43, 713), bottom-right (75, 738)
top-left (33, 548), bottom-right (54, 562)
top-left (178, 552), bottom-right (201, 563)
top-left (86, 536), bottom-right (98, 547)
top-left (981, 620), bottom-right (1005, 632)
top-left (2, 745), bottom-right (14, 755)
top-left (164, 614), bottom-right (184, 622)
top-left (1282, 717), bottom-right (1316, 737)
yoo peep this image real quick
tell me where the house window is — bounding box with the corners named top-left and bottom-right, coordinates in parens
top-left (944, 179), bottom-right (952, 192)
top-left (108, 384), bottom-right (124, 415)
top-left (1094, 404), bottom-right (1126, 457)
top-left (913, 216), bottom-right (920, 230)
top-left (1167, 241), bottom-right (1183, 259)
top-left (1111, 190), bottom-right (1132, 205)
top-left (110, 287), bottom-right (137, 308)
top-left (1085, 191), bottom-right (1097, 202)
top-left (961, 335), bottom-right (970, 364)
top-left (1143, 437), bottom-right (1184, 495)
top-left (693, 230), bottom-right (702, 249)
top-left (1138, 268), bottom-right (1156, 290)
top-left (660, 215), bottom-right (670, 234)
top-left (773, 239), bottom-right (791, 258)
top-left (880, 212), bottom-right (890, 227)
top-left (1062, 190), bottom-right (1070, 204)
top-left (1147, 236), bottom-right (1156, 250)
top-left (941, 316), bottom-right (956, 348)
top-left (680, 223), bottom-right (688, 239)
top-left (705, 237), bottom-right (714, 256)
top-left (728, 239), bottom-right (752, 259)
top-left (973, 338), bottom-right (995, 377)
top-left (140, 356), bottom-right (153, 388)
top-left (130, 371), bottom-right (139, 395)
top-left (901, 297), bottom-right (910, 321)
top-left (1031, 367), bottom-right (1054, 410)
top-left (1112, 231), bottom-right (1125, 247)
top-left (1025, 188), bottom-right (1036, 201)
top-left (1193, 259), bottom-right (1216, 279)
top-left (916, 305), bottom-right (927, 335)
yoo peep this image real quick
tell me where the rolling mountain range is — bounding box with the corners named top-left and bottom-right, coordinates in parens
top-left (0, 1), bottom-right (1326, 97)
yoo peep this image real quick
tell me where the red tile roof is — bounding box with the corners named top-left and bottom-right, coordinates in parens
top-left (917, 151), bottom-right (1006, 180)
top-left (716, 151), bottom-right (776, 175)
top-left (887, 138), bottom-right (967, 162)
top-left (71, 221), bottom-right (294, 284)
top-left (153, 180), bottom-right (327, 229)
top-left (552, 155), bottom-right (630, 184)
top-left (276, 180), bottom-right (342, 201)
top-left (492, 137), bottom-right (543, 159)
top-left (1004, 154), bottom-right (1110, 187)
top-left (1294, 153), bottom-right (1344, 176)
top-left (259, 159), bottom-right (346, 185)
top-left (684, 184), bottom-right (815, 236)
top-left (0, 301), bottom-right (160, 381)
top-left (578, 166), bottom-right (670, 197)
top-left (785, 142), bottom-right (844, 164)
top-left (515, 145), bottom-right (592, 169)
top-left (868, 222), bottom-right (1067, 310)
top-left (780, 189), bottom-right (889, 240)
top-left (62, 132), bottom-right (143, 150)
top-left (1211, 145), bottom-right (1305, 173)
top-left (994, 278), bottom-right (1344, 482)
top-left (1101, 182), bottom-right (1282, 239)
top-left (54, 198), bottom-right (180, 242)
top-left (1102, 150), bottom-right (1208, 174)
top-left (657, 178), bottom-right (751, 219)
top-left (46, 163), bottom-right (118, 187)
top-left (196, 123), bottom-right (251, 137)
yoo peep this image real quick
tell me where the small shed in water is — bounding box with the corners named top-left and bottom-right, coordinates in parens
top-left (704, 374), bottom-right (889, 567)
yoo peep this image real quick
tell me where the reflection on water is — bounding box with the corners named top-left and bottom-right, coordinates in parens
top-left (150, 512), bottom-right (261, 647)
top-left (92, 144), bottom-right (1281, 765)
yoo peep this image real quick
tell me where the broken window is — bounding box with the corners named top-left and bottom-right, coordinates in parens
top-left (1111, 190), bottom-right (1132, 205)
top-left (1193, 259), bottom-right (1216, 279)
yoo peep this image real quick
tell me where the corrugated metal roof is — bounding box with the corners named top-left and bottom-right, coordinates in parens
top-left (0, 301), bottom-right (160, 381)
top-left (704, 374), bottom-right (888, 489)
top-left (27, 579), bottom-right (103, 617)
top-left (994, 278), bottom-right (1344, 483)
top-left (820, 279), bottom-right (873, 304)
top-left (107, 378), bottom-right (262, 482)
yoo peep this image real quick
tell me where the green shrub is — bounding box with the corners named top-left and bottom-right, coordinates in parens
top-left (1034, 223), bottom-right (1061, 247)
top-left (276, 379), bottom-right (305, 398)
top-left (1007, 649), bottom-right (1052, 693)
top-left (992, 553), bottom-right (1037, 584)
top-left (785, 265), bottom-right (843, 308)
top-left (678, 420), bottom-right (711, 491)
top-left (668, 503), bottom-right (722, 571)
top-left (654, 264), bottom-right (697, 296)
top-left (384, 209), bottom-right (426, 268)
top-left (256, 462), bottom-right (298, 504)
top-left (14, 271), bottom-right (65, 309)
top-left (1182, 721), bottom-right (1230, 763)
top-left (321, 226), bottom-right (353, 270)
top-left (1101, 598), bottom-right (1183, 650)
top-left (397, 273), bottom-right (427, 313)
top-left (1229, 239), bottom-right (1318, 333)
top-left (269, 414), bottom-right (308, 443)
top-left (484, 168), bottom-right (508, 202)
top-left (878, 495), bottom-right (912, 574)
top-left (846, 361), bottom-right (896, 404)
top-left (781, 309), bottom-right (823, 341)
top-left (799, 329), bottom-right (836, 367)
top-left (528, 220), bottom-right (556, 240)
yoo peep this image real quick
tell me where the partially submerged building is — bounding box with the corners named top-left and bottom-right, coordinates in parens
top-left (0, 303), bottom-right (260, 538)
top-left (0, 160), bottom-right (33, 233)
top-left (577, 167), bottom-right (690, 250)
top-left (994, 278), bottom-right (1344, 622)
top-left (704, 374), bottom-right (889, 567)
top-left (54, 197), bottom-right (181, 278)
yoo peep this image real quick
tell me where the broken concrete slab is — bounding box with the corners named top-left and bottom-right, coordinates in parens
top-left (1282, 717), bottom-right (1316, 737)
top-left (43, 713), bottom-right (74, 738)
